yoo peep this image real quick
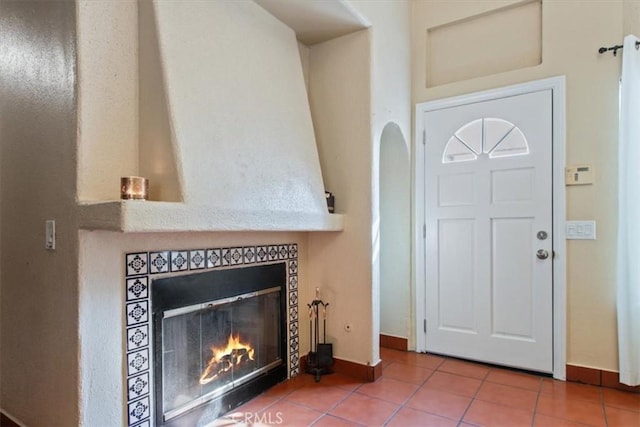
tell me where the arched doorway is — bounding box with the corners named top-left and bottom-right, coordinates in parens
top-left (379, 122), bottom-right (411, 350)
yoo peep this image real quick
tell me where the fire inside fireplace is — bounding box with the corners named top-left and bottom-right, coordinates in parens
top-left (152, 263), bottom-right (287, 426)
top-left (199, 333), bottom-right (255, 385)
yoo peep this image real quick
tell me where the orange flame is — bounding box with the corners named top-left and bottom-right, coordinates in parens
top-left (199, 334), bottom-right (255, 385)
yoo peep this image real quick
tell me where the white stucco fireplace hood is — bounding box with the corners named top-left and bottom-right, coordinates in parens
top-left (78, 1), bottom-right (343, 232)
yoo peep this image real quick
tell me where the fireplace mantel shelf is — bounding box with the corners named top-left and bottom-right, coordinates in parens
top-left (77, 201), bottom-right (344, 232)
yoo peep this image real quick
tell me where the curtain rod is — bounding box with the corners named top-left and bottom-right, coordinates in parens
top-left (598, 40), bottom-right (640, 56)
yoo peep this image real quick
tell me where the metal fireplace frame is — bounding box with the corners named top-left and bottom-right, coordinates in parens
top-left (151, 263), bottom-right (288, 427)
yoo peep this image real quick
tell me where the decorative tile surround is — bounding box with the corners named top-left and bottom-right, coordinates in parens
top-left (124, 243), bottom-right (299, 427)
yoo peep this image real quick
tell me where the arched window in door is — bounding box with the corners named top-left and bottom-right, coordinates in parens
top-left (442, 118), bottom-right (529, 163)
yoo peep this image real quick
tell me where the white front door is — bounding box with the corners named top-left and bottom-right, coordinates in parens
top-left (422, 89), bottom-right (553, 373)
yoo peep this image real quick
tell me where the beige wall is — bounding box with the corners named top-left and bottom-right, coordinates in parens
top-left (413, 0), bottom-right (637, 371)
top-left (624, 0), bottom-right (640, 36)
top-left (77, 0), bottom-right (138, 202)
top-left (329, 1), bottom-right (414, 347)
top-left (347, 0), bottom-right (413, 355)
top-left (308, 30), bottom-right (374, 364)
top-left (0, 1), bottom-right (79, 425)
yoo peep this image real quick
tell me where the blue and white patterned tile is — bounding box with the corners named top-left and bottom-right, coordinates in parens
top-left (267, 245), bottom-right (279, 261)
top-left (126, 301), bottom-right (149, 326)
top-left (278, 245), bottom-right (289, 260)
top-left (289, 305), bottom-right (298, 323)
top-left (127, 372), bottom-right (150, 401)
top-left (149, 251), bottom-right (169, 274)
top-left (221, 248), bottom-right (232, 266)
top-left (229, 247), bottom-right (243, 265)
top-left (131, 420), bottom-right (150, 427)
top-left (288, 244), bottom-right (298, 259)
top-left (288, 275), bottom-right (298, 291)
top-left (126, 276), bottom-right (148, 301)
top-left (290, 335), bottom-right (299, 356)
top-left (243, 246), bottom-right (256, 264)
top-left (289, 321), bottom-right (299, 338)
top-left (127, 325), bottom-right (149, 352)
top-left (206, 248), bottom-right (222, 268)
top-left (290, 352), bottom-right (299, 367)
top-left (170, 251), bottom-right (189, 272)
top-left (126, 253), bottom-right (148, 276)
top-left (288, 290), bottom-right (298, 307)
top-left (128, 396), bottom-right (150, 426)
top-left (255, 246), bottom-right (268, 263)
top-left (288, 260), bottom-right (298, 276)
top-left (127, 348), bottom-right (149, 376)
top-left (189, 250), bottom-right (206, 270)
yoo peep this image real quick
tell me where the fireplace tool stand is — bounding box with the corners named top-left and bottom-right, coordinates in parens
top-left (306, 289), bottom-right (333, 382)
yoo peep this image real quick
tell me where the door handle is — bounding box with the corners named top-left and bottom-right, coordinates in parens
top-left (536, 249), bottom-right (549, 260)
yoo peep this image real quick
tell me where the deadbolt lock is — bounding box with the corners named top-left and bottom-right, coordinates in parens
top-left (536, 249), bottom-right (549, 260)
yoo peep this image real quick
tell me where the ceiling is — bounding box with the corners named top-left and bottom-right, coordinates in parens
top-left (255, 0), bottom-right (370, 45)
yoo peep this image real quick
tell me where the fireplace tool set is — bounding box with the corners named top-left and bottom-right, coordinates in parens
top-left (306, 288), bottom-right (333, 382)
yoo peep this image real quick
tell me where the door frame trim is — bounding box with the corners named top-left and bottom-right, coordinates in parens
top-left (413, 76), bottom-right (566, 380)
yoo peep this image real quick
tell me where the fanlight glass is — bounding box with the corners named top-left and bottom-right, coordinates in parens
top-left (442, 118), bottom-right (529, 163)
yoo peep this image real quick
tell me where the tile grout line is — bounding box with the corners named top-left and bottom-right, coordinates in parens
top-left (380, 361), bottom-right (441, 426)
top-left (601, 386), bottom-right (609, 427)
top-left (456, 365), bottom-right (492, 425)
top-left (530, 377), bottom-right (544, 427)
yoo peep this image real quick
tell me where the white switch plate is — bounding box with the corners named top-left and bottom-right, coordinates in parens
top-left (45, 220), bottom-right (55, 250)
top-left (566, 220), bottom-right (596, 240)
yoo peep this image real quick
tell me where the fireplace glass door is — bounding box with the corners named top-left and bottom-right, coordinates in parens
top-left (161, 287), bottom-right (282, 421)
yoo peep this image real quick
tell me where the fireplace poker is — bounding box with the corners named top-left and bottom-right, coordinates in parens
top-left (315, 303), bottom-right (320, 354)
top-left (323, 303), bottom-right (329, 343)
top-left (308, 305), bottom-right (314, 355)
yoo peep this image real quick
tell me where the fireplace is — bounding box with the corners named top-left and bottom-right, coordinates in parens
top-left (124, 244), bottom-right (299, 427)
top-left (151, 263), bottom-right (286, 425)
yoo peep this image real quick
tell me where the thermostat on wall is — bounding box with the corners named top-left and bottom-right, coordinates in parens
top-left (565, 164), bottom-right (594, 185)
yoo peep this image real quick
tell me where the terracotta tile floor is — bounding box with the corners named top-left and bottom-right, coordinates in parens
top-left (217, 348), bottom-right (640, 426)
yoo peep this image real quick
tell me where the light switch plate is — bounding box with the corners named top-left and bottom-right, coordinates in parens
top-left (566, 220), bottom-right (596, 240)
top-left (45, 220), bottom-right (55, 250)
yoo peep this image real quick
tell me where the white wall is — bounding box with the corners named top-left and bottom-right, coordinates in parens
top-left (150, 0), bottom-right (327, 214)
top-left (348, 1), bottom-right (412, 348)
top-left (0, 1), bottom-right (79, 425)
top-left (379, 123), bottom-right (411, 339)
top-left (348, 0), bottom-right (412, 355)
top-left (306, 0), bottom-right (412, 366)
